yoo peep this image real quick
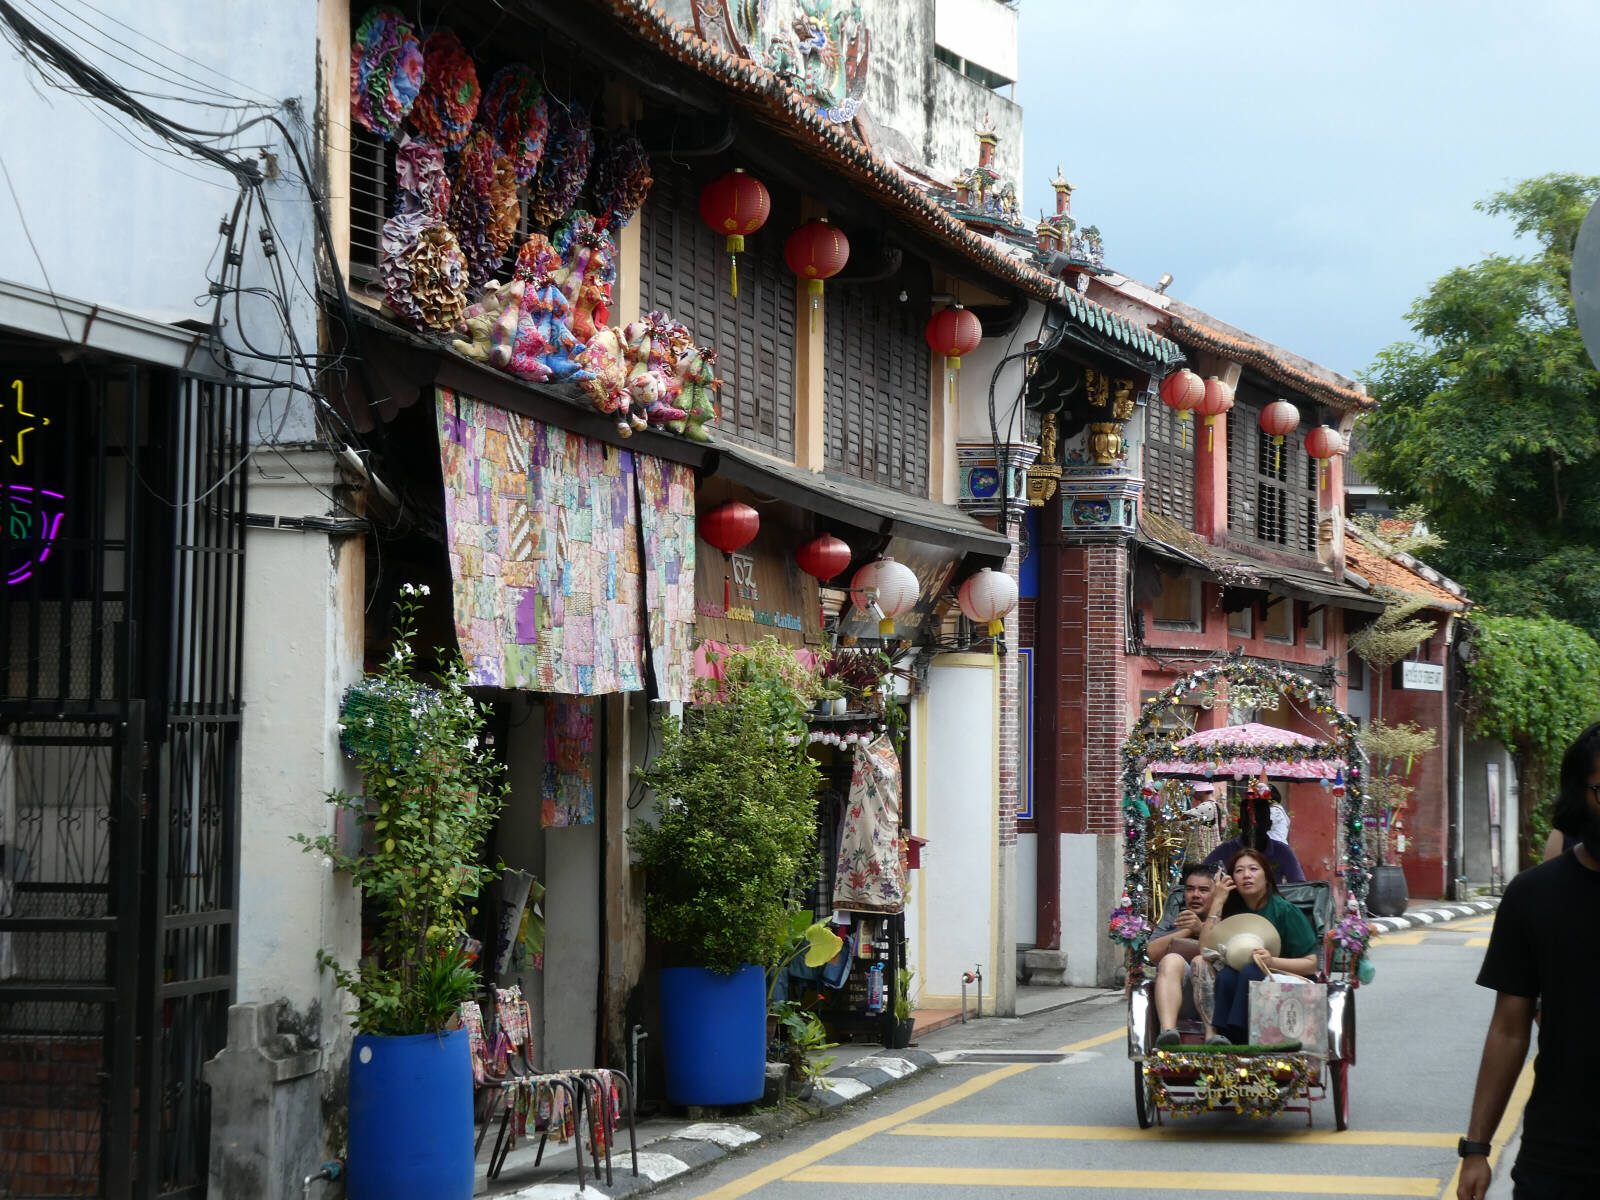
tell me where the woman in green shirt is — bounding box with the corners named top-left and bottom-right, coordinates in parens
top-left (1203, 847), bottom-right (1320, 1044)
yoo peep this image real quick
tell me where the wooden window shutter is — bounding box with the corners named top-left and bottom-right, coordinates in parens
top-left (1142, 402), bottom-right (1195, 527)
top-left (823, 281), bottom-right (930, 494)
top-left (639, 165), bottom-right (796, 458)
top-left (1227, 400), bottom-right (1318, 556)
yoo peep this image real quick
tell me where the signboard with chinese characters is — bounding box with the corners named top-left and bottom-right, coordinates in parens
top-left (1395, 661), bottom-right (1445, 692)
top-left (693, 507), bottom-right (822, 648)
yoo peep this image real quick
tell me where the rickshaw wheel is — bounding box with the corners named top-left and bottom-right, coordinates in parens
top-left (1330, 1058), bottom-right (1350, 1131)
top-left (1134, 1062), bottom-right (1154, 1129)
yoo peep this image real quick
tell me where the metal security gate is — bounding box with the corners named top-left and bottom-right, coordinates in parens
top-left (0, 352), bottom-right (246, 1199)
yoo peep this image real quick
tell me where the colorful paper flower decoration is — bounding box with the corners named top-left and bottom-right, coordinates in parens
top-left (481, 65), bottom-right (549, 183)
top-left (591, 127), bottom-right (653, 229)
top-left (350, 8), bottom-right (424, 140)
top-left (529, 99), bottom-right (594, 226)
top-left (407, 29), bottom-right (479, 150)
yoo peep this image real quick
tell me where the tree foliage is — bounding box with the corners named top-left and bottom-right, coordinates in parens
top-left (1460, 613), bottom-right (1600, 857)
top-left (1356, 174), bottom-right (1600, 638)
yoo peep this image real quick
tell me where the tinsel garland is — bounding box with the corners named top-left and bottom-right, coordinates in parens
top-left (1145, 1050), bottom-right (1310, 1119)
top-left (590, 127), bottom-right (652, 228)
top-left (1155, 741), bottom-right (1345, 769)
top-left (350, 8), bottom-right (424, 140)
top-left (481, 65), bottom-right (549, 184)
top-left (529, 99), bottom-right (594, 227)
top-left (1118, 657), bottom-right (1371, 957)
top-left (407, 29), bottom-right (479, 150)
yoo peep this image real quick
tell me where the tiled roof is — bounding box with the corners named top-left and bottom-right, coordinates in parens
top-left (1159, 313), bottom-right (1374, 412)
top-left (1344, 532), bottom-right (1467, 611)
top-left (591, 0), bottom-right (1181, 365)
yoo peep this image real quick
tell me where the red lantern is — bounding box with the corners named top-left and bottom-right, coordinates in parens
top-left (699, 168), bottom-right (770, 297)
top-left (1159, 368), bottom-right (1204, 448)
top-left (1259, 399), bottom-right (1301, 472)
top-left (784, 218), bottom-right (850, 331)
top-left (1195, 376), bottom-right (1235, 453)
top-left (925, 305), bottom-right (983, 404)
top-left (1305, 424), bottom-right (1343, 490)
top-left (796, 532), bottom-right (852, 582)
top-left (699, 500), bottom-right (760, 612)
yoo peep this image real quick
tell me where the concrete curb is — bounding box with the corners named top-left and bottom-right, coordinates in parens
top-left (493, 1050), bottom-right (940, 1198)
top-left (1368, 897), bottom-right (1498, 934)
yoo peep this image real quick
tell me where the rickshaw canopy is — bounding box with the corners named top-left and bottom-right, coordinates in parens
top-left (1150, 722), bottom-right (1341, 781)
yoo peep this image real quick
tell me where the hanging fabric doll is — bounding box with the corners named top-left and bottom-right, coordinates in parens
top-left (668, 342), bottom-right (720, 442)
top-left (551, 210), bottom-right (615, 342)
top-left (504, 235), bottom-right (593, 383)
top-left (577, 326), bottom-right (633, 434)
top-left (621, 314), bottom-right (686, 428)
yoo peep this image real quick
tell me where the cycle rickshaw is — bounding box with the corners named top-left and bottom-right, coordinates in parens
top-left (1116, 657), bottom-right (1372, 1131)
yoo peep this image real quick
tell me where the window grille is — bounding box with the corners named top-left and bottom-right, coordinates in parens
top-left (1227, 402), bottom-right (1318, 554)
top-left (349, 125), bottom-right (393, 285)
top-left (1142, 401), bottom-right (1195, 526)
top-left (639, 165), bottom-right (797, 458)
top-left (824, 280), bottom-right (930, 494)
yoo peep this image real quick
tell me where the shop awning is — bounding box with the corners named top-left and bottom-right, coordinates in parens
top-left (707, 442), bottom-right (1013, 562)
top-left (1137, 515), bottom-right (1383, 614)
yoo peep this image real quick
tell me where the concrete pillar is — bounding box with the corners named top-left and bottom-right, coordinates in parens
top-left (234, 446), bottom-right (365, 1168)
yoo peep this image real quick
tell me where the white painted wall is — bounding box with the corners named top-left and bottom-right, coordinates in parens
top-left (1059, 832), bottom-right (1123, 987)
top-left (0, 0), bottom-right (322, 442)
top-left (957, 300), bottom-right (1052, 443)
top-left (1014, 831), bottom-right (1037, 946)
top-left (934, 0), bottom-right (1019, 83)
top-left (915, 655), bottom-right (999, 1010)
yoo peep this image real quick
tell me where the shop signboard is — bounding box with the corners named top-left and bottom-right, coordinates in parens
top-left (1394, 661), bottom-right (1445, 692)
top-left (694, 514), bottom-right (823, 647)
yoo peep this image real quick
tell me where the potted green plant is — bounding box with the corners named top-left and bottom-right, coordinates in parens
top-left (772, 1001), bottom-right (838, 1098)
top-left (632, 638), bottom-right (822, 1106)
top-left (299, 585), bottom-right (505, 1200)
top-left (888, 967), bottom-right (916, 1049)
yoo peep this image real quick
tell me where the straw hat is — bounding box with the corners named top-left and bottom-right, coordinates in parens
top-left (1204, 912), bottom-right (1282, 970)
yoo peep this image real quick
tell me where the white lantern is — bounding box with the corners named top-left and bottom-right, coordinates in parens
top-left (957, 567), bottom-right (1019, 637)
top-left (849, 557), bottom-right (920, 637)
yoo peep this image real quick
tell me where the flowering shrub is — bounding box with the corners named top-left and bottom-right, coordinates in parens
top-left (300, 585), bottom-right (507, 1035)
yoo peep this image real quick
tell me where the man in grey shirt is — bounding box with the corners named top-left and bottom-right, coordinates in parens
top-left (1151, 862), bottom-right (1228, 1046)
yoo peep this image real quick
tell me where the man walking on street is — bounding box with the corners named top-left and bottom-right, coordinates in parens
top-left (1458, 722), bottom-right (1600, 1199)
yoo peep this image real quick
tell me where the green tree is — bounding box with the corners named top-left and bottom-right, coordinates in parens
top-left (1356, 174), bottom-right (1600, 638)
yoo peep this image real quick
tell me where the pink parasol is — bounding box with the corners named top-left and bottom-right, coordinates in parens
top-left (1150, 721), bottom-right (1339, 780)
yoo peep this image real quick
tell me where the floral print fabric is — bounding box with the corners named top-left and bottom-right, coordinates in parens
top-left (832, 734), bottom-right (906, 914)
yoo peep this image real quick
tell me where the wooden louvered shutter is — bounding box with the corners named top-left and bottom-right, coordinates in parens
top-left (823, 281), bottom-right (930, 494)
top-left (638, 165), bottom-right (796, 457)
top-left (1228, 401), bottom-right (1319, 555)
top-left (1142, 403), bottom-right (1195, 527)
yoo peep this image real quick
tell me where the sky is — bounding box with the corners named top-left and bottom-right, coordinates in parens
top-left (1017, 1), bottom-right (1600, 379)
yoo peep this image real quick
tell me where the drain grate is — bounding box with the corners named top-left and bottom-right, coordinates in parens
top-left (942, 1051), bottom-right (1068, 1064)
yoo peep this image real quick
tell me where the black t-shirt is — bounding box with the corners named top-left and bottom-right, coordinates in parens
top-left (1476, 850), bottom-right (1600, 1179)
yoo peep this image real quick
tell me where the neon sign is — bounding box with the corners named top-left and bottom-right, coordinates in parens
top-left (4, 485), bottom-right (66, 585)
top-left (6, 379), bottom-right (51, 467)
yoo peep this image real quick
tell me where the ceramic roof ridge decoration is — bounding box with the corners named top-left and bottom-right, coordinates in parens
top-left (691, 0), bottom-right (870, 125)
top-left (1159, 313), bottom-right (1374, 412)
top-left (594, 0), bottom-right (1181, 365)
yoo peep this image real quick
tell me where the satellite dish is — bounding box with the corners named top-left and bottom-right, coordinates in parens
top-left (1575, 196), bottom-right (1600, 371)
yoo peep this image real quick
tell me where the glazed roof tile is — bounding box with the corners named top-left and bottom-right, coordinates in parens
top-left (592, 0), bottom-right (1181, 365)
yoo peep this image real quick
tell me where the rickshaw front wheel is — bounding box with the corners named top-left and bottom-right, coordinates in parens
top-left (1133, 1062), bottom-right (1154, 1129)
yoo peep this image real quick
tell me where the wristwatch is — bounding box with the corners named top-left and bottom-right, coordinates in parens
top-left (1458, 1137), bottom-right (1491, 1158)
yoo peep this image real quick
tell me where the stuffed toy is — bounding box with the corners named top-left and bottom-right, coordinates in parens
top-left (502, 235), bottom-right (592, 384)
top-left (551, 211), bottom-right (615, 343)
top-left (668, 343), bottom-right (720, 442)
top-left (577, 326), bottom-right (634, 435)
top-left (621, 314), bottom-right (688, 427)
top-left (450, 278), bottom-right (515, 363)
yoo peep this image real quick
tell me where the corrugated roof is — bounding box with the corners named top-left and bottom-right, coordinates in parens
top-left (1159, 313), bottom-right (1374, 412)
top-left (590, 0), bottom-right (1181, 365)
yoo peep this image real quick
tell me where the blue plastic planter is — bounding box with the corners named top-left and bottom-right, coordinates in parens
top-left (347, 1026), bottom-right (474, 1200)
top-left (659, 964), bottom-right (767, 1106)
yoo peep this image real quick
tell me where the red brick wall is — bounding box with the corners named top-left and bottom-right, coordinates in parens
top-left (1379, 622), bottom-right (1452, 899)
top-left (1054, 542), bottom-right (1130, 836)
top-left (0, 1036), bottom-right (104, 1196)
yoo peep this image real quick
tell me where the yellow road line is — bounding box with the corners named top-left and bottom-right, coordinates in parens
top-left (690, 1026), bottom-right (1125, 1200)
top-left (1451, 917), bottom-right (1496, 931)
top-left (1465, 937), bottom-right (1489, 947)
top-left (1375, 931), bottom-right (1428, 945)
top-left (787, 1165), bottom-right (1439, 1195)
top-left (891, 1122), bottom-right (1458, 1147)
top-left (1438, 1056), bottom-right (1537, 1200)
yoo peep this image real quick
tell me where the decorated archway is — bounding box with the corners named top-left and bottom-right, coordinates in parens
top-left (1119, 656), bottom-right (1369, 923)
